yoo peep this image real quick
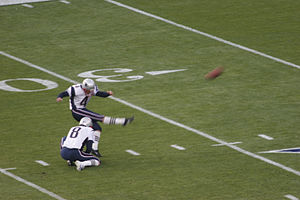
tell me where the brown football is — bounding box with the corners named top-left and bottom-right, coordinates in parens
top-left (205, 67), bottom-right (224, 80)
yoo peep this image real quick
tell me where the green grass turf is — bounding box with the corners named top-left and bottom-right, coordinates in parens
top-left (0, 0), bottom-right (299, 199)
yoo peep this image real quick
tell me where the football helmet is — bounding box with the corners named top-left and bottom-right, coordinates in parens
top-left (79, 117), bottom-right (93, 127)
top-left (82, 78), bottom-right (95, 90)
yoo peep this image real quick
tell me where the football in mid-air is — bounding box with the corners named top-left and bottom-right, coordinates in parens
top-left (205, 67), bottom-right (224, 80)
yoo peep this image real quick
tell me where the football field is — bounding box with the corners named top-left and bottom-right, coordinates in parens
top-left (0, 0), bottom-right (299, 199)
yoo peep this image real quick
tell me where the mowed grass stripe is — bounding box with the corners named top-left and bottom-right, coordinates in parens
top-left (104, 0), bottom-right (300, 70)
top-left (0, 168), bottom-right (67, 200)
top-left (1, 51), bottom-right (300, 177)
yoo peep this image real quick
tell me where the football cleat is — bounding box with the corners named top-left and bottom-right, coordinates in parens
top-left (91, 149), bottom-right (102, 157)
top-left (67, 160), bottom-right (75, 166)
top-left (75, 161), bottom-right (85, 171)
top-left (123, 116), bottom-right (134, 126)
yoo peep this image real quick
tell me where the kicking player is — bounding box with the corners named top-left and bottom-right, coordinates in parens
top-left (56, 78), bottom-right (134, 157)
top-left (60, 117), bottom-right (100, 171)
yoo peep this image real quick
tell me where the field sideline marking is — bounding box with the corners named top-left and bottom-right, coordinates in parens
top-left (104, 0), bottom-right (300, 70)
top-left (1, 51), bottom-right (299, 177)
top-left (0, 168), bottom-right (67, 200)
top-left (285, 194), bottom-right (299, 200)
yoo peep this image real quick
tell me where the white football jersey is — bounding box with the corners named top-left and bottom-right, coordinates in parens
top-left (62, 126), bottom-right (94, 149)
top-left (66, 84), bottom-right (99, 110)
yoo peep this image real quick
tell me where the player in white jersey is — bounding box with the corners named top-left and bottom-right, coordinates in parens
top-left (60, 117), bottom-right (100, 171)
top-left (56, 78), bottom-right (134, 157)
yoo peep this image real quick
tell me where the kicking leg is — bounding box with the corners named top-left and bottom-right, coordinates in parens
top-left (91, 116), bottom-right (134, 157)
top-left (72, 109), bottom-right (134, 157)
top-left (72, 108), bottom-right (134, 126)
top-left (103, 116), bottom-right (134, 126)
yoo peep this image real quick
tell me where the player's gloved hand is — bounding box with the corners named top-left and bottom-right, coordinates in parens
top-left (107, 91), bottom-right (113, 96)
top-left (56, 97), bottom-right (63, 102)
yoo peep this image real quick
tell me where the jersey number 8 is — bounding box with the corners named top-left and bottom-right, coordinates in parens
top-left (70, 127), bottom-right (81, 138)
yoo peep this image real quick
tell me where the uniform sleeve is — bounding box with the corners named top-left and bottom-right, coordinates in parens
top-left (57, 91), bottom-right (69, 98)
top-left (85, 140), bottom-right (93, 153)
top-left (66, 86), bottom-right (74, 97)
top-left (93, 85), bottom-right (110, 97)
top-left (85, 130), bottom-right (94, 153)
top-left (57, 86), bottom-right (75, 99)
top-left (95, 91), bottom-right (111, 97)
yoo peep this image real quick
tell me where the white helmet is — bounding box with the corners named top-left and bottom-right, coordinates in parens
top-left (82, 78), bottom-right (95, 90)
top-left (79, 117), bottom-right (93, 127)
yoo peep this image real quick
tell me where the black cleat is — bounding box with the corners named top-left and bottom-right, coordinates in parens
top-left (92, 150), bottom-right (102, 157)
top-left (67, 160), bottom-right (75, 166)
top-left (123, 116), bottom-right (134, 126)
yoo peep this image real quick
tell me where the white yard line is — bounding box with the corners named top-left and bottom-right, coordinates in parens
top-left (35, 160), bottom-right (50, 166)
top-left (59, 0), bottom-right (70, 4)
top-left (258, 134), bottom-right (274, 140)
top-left (126, 149), bottom-right (140, 156)
top-left (0, 51), bottom-right (78, 84)
top-left (212, 141), bottom-right (242, 146)
top-left (170, 144), bottom-right (186, 150)
top-left (145, 69), bottom-right (187, 76)
top-left (1, 51), bottom-right (299, 177)
top-left (285, 194), bottom-right (299, 200)
top-left (104, 0), bottom-right (300, 70)
top-left (22, 3), bottom-right (34, 8)
top-left (0, 168), bottom-right (67, 200)
top-left (3, 168), bottom-right (17, 171)
top-left (0, 0), bottom-right (50, 6)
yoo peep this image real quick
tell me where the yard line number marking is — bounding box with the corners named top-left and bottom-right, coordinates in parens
top-left (77, 68), bottom-right (187, 82)
top-left (0, 78), bottom-right (58, 92)
top-left (145, 69), bottom-right (186, 76)
top-left (259, 147), bottom-right (300, 154)
top-left (1, 51), bottom-right (299, 178)
top-left (104, 0), bottom-right (300, 70)
top-left (0, 168), bottom-right (67, 200)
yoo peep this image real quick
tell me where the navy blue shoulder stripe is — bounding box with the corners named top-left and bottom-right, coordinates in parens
top-left (70, 86), bottom-right (76, 110)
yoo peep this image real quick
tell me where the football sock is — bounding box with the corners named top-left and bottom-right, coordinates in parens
top-left (81, 159), bottom-right (100, 167)
top-left (92, 130), bottom-right (101, 150)
top-left (103, 116), bottom-right (126, 125)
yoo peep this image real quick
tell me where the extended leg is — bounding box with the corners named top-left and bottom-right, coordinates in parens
top-left (103, 116), bottom-right (134, 126)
